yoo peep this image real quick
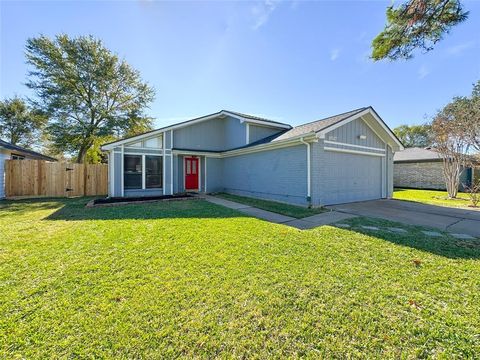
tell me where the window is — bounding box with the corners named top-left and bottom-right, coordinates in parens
top-left (124, 155), bottom-right (142, 189)
top-left (11, 154), bottom-right (25, 160)
top-left (146, 156), bottom-right (162, 188)
top-left (144, 136), bottom-right (163, 148)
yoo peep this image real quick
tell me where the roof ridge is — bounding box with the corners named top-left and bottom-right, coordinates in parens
top-left (290, 107), bottom-right (368, 129)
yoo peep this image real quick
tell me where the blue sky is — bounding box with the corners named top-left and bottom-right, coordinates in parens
top-left (1, 0), bottom-right (479, 129)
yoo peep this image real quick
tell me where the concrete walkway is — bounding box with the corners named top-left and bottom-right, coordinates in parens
top-left (204, 195), bottom-right (357, 229)
top-left (329, 199), bottom-right (480, 238)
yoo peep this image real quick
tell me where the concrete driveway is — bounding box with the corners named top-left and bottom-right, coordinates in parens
top-left (329, 199), bottom-right (480, 238)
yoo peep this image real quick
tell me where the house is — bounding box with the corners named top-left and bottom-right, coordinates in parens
top-left (101, 107), bottom-right (403, 206)
top-left (0, 140), bottom-right (57, 199)
top-left (394, 147), bottom-right (478, 190)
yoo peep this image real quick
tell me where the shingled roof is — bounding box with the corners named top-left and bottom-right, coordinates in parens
top-left (394, 147), bottom-right (443, 162)
top-left (0, 139), bottom-right (57, 162)
top-left (272, 107), bottom-right (367, 142)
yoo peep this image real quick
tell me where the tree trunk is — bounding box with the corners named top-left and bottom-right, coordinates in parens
top-left (77, 140), bottom-right (93, 164)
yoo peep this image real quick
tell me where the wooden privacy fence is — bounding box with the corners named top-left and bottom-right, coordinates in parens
top-left (5, 160), bottom-right (108, 198)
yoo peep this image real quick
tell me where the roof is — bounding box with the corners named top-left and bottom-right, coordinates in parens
top-left (0, 139), bottom-right (57, 162)
top-left (394, 147), bottom-right (443, 162)
top-left (102, 106), bottom-right (402, 152)
top-left (273, 107), bottom-right (368, 142)
top-left (224, 110), bottom-right (291, 127)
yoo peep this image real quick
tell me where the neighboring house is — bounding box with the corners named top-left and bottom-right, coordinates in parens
top-left (101, 107), bottom-right (403, 206)
top-left (394, 147), bottom-right (477, 191)
top-left (0, 140), bottom-right (57, 199)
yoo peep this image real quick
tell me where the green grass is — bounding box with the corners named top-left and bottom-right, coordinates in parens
top-left (216, 192), bottom-right (326, 218)
top-left (393, 188), bottom-right (474, 209)
top-left (1, 198), bottom-right (480, 358)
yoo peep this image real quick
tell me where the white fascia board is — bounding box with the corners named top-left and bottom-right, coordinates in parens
top-left (317, 108), bottom-right (404, 151)
top-left (324, 146), bottom-right (386, 157)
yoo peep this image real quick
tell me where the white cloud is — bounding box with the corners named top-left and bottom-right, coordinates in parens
top-left (330, 48), bottom-right (340, 61)
top-left (446, 41), bottom-right (475, 56)
top-left (418, 65), bottom-right (430, 79)
top-left (251, 0), bottom-right (278, 30)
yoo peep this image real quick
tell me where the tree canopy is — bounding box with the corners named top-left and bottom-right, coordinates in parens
top-left (372, 0), bottom-right (468, 61)
top-left (25, 34), bottom-right (155, 163)
top-left (0, 96), bottom-right (47, 147)
top-left (393, 124), bottom-right (432, 148)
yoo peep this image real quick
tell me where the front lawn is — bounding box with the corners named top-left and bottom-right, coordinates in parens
top-left (393, 188), bottom-right (474, 209)
top-left (1, 198), bottom-right (480, 357)
top-left (216, 192), bottom-right (326, 218)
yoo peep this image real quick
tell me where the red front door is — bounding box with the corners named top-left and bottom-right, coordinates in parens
top-left (185, 157), bottom-right (199, 190)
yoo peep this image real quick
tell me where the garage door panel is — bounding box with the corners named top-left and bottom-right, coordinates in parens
top-left (322, 151), bottom-right (383, 205)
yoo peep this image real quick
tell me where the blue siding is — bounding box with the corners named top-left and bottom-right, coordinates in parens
top-left (173, 116), bottom-right (246, 151)
top-left (248, 125), bottom-right (283, 144)
top-left (225, 118), bottom-right (246, 149)
top-left (326, 117), bottom-right (384, 148)
top-left (164, 154), bottom-right (173, 195)
top-left (205, 157), bottom-right (223, 193)
top-left (113, 152), bottom-right (122, 197)
top-left (124, 189), bottom-right (163, 197)
top-left (221, 145), bottom-right (308, 205)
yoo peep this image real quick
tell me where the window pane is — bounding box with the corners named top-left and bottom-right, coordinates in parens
top-left (146, 156), bottom-right (162, 188)
top-left (192, 159), bottom-right (196, 174)
top-left (186, 160), bottom-right (191, 175)
top-left (124, 155), bottom-right (142, 190)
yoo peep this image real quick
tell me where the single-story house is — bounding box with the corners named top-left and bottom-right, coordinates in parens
top-left (0, 139), bottom-right (57, 199)
top-left (101, 106), bottom-right (404, 206)
top-left (394, 147), bottom-right (478, 190)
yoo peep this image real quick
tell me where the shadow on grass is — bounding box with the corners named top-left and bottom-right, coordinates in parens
top-left (332, 216), bottom-right (480, 260)
top-left (41, 197), bottom-right (244, 221)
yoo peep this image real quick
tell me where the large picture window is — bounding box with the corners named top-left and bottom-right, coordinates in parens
top-left (124, 155), bottom-right (142, 189)
top-left (146, 156), bottom-right (162, 188)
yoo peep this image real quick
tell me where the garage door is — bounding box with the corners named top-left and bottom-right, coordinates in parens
top-left (322, 151), bottom-right (383, 205)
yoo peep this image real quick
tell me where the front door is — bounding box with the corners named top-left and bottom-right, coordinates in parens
top-left (185, 157), bottom-right (199, 190)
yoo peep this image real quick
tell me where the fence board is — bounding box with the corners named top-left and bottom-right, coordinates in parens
top-left (5, 160), bottom-right (108, 198)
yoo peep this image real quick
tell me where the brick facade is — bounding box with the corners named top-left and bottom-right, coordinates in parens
top-left (394, 161), bottom-right (470, 190)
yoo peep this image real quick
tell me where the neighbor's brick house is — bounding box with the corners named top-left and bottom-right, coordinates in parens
top-left (393, 147), bottom-right (477, 191)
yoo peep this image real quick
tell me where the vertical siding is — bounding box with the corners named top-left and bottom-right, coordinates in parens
top-left (173, 116), bottom-right (248, 151)
top-left (248, 125), bottom-right (283, 144)
top-left (113, 152), bottom-right (123, 197)
top-left (222, 145), bottom-right (308, 205)
top-left (224, 117), bottom-right (246, 149)
top-left (326, 117), bottom-right (384, 148)
top-left (164, 154), bottom-right (173, 195)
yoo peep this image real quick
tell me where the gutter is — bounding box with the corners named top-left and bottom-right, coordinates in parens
top-left (300, 137), bottom-right (312, 204)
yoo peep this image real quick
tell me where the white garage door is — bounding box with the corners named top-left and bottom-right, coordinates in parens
top-left (322, 151), bottom-right (384, 205)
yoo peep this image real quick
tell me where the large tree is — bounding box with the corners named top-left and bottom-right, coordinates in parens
top-left (0, 96), bottom-right (47, 147)
top-left (393, 124), bottom-right (432, 148)
top-left (372, 0), bottom-right (469, 61)
top-left (25, 34), bottom-right (155, 163)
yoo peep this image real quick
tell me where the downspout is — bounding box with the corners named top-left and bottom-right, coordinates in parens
top-left (300, 137), bottom-right (312, 206)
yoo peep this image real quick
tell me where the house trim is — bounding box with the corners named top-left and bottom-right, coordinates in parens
top-left (324, 140), bottom-right (385, 152)
top-left (324, 146), bottom-right (386, 157)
